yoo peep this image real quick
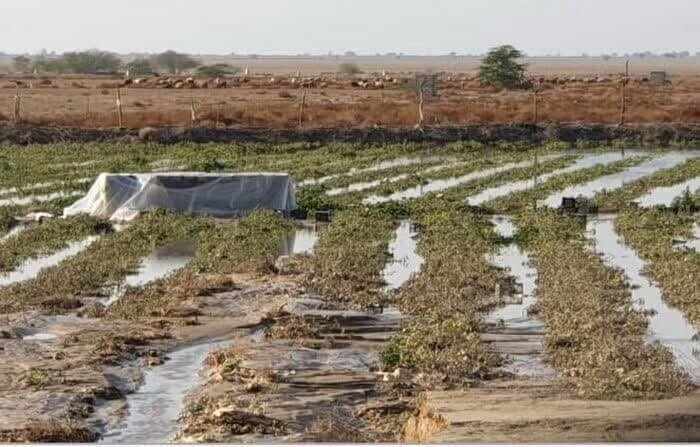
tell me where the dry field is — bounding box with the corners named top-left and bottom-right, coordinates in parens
top-left (0, 56), bottom-right (698, 129)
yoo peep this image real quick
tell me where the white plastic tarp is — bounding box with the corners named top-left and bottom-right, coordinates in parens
top-left (64, 172), bottom-right (297, 221)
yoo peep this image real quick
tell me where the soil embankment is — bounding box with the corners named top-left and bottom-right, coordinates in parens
top-left (2, 122), bottom-right (700, 146)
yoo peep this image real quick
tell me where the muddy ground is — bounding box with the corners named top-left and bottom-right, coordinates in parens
top-left (2, 122), bottom-right (700, 146)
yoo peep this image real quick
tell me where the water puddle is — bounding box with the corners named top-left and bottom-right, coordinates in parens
top-left (22, 332), bottom-right (58, 341)
top-left (101, 338), bottom-right (232, 444)
top-left (0, 191), bottom-right (83, 207)
top-left (105, 241), bottom-right (195, 307)
top-left (635, 177), bottom-right (700, 208)
top-left (382, 220), bottom-right (424, 291)
top-left (690, 224), bottom-right (700, 252)
top-left (467, 152), bottom-right (632, 206)
top-left (0, 237), bottom-right (99, 287)
top-left (278, 224), bottom-right (320, 256)
top-left (300, 155), bottom-right (457, 186)
top-left (542, 153), bottom-right (697, 208)
top-left (484, 216), bottom-right (555, 379)
top-left (587, 216), bottom-right (700, 383)
top-left (364, 155), bottom-right (562, 205)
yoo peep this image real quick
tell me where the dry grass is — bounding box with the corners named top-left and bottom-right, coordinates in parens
top-left (0, 420), bottom-right (98, 442)
top-left (2, 75), bottom-right (698, 128)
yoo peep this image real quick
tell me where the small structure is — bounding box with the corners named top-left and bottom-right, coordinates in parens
top-left (64, 173), bottom-right (297, 222)
top-left (650, 71), bottom-right (668, 86)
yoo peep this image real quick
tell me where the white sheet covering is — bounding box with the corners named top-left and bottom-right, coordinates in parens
top-left (64, 172), bottom-right (297, 221)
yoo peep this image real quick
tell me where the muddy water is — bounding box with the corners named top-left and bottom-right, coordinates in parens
top-left (467, 152), bottom-right (633, 206)
top-left (0, 237), bottom-right (98, 287)
top-left (364, 155), bottom-right (562, 205)
top-left (635, 177), bottom-right (700, 208)
top-left (105, 241), bottom-right (195, 307)
top-left (485, 216), bottom-right (555, 379)
top-left (543, 153), bottom-right (697, 208)
top-left (587, 216), bottom-right (700, 383)
top-left (0, 191), bottom-right (83, 207)
top-left (278, 224), bottom-right (319, 256)
top-left (382, 220), bottom-right (424, 291)
top-left (100, 338), bottom-right (232, 444)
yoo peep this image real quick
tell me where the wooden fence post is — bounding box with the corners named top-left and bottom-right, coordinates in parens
top-left (533, 88), bottom-right (539, 124)
top-left (190, 97), bottom-right (198, 126)
top-left (13, 87), bottom-right (21, 123)
top-left (116, 89), bottom-right (124, 127)
top-left (619, 79), bottom-right (627, 126)
top-left (85, 96), bottom-right (91, 123)
top-left (416, 78), bottom-right (425, 128)
top-left (298, 89), bottom-right (307, 129)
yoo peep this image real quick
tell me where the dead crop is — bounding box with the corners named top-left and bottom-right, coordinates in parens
top-left (304, 209), bottom-right (394, 308)
top-left (515, 210), bottom-right (691, 400)
top-left (0, 420), bottom-right (98, 443)
top-left (484, 155), bottom-right (651, 213)
top-left (616, 208), bottom-right (700, 325)
top-left (594, 156), bottom-right (700, 211)
top-left (0, 215), bottom-right (109, 272)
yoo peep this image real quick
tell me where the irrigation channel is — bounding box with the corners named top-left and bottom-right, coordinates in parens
top-left (588, 215), bottom-right (700, 384)
top-left (636, 177), bottom-right (700, 207)
top-left (0, 236), bottom-right (98, 287)
top-left (100, 220), bottom-right (424, 442)
top-left (484, 216), bottom-right (555, 379)
top-left (542, 152), bottom-right (697, 208)
top-left (466, 152), bottom-right (633, 206)
top-left (364, 154), bottom-right (564, 204)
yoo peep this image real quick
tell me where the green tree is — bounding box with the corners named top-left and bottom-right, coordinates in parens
top-left (12, 56), bottom-right (31, 73)
top-left (59, 50), bottom-right (122, 74)
top-left (195, 63), bottom-right (239, 77)
top-left (478, 45), bottom-right (530, 89)
top-left (125, 58), bottom-right (154, 76)
top-left (153, 50), bottom-right (199, 74)
top-left (338, 62), bottom-right (362, 75)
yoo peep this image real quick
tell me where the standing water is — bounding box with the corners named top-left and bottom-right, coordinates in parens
top-left (100, 338), bottom-right (232, 443)
top-left (587, 216), bottom-right (700, 383)
top-left (466, 152), bottom-right (634, 206)
top-left (543, 153), bottom-right (697, 208)
top-left (278, 225), bottom-right (320, 256)
top-left (484, 216), bottom-right (555, 379)
top-left (0, 237), bottom-right (98, 287)
top-left (382, 221), bottom-right (424, 291)
top-left (105, 241), bottom-right (194, 306)
top-left (365, 155), bottom-right (563, 205)
top-left (635, 177), bottom-right (700, 208)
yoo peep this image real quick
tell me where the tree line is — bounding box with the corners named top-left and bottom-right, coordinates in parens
top-left (11, 50), bottom-right (239, 77)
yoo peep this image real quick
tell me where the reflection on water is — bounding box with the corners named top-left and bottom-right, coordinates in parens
top-left (105, 242), bottom-right (194, 306)
top-left (588, 217), bottom-right (700, 384)
top-left (635, 177), bottom-right (700, 208)
top-left (485, 216), bottom-right (555, 379)
top-left (467, 152), bottom-right (633, 206)
top-left (0, 237), bottom-right (98, 287)
top-left (278, 225), bottom-right (319, 256)
top-left (543, 153), bottom-right (697, 208)
top-left (365, 155), bottom-right (563, 205)
top-left (382, 220), bottom-right (424, 291)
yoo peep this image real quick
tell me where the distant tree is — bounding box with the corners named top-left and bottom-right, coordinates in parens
top-left (602, 54), bottom-right (612, 61)
top-left (344, 50), bottom-right (357, 57)
top-left (478, 45), bottom-right (529, 89)
top-left (12, 55), bottom-right (31, 73)
top-left (338, 62), bottom-right (362, 75)
top-left (60, 50), bottom-right (122, 74)
top-left (153, 50), bottom-right (199, 74)
top-left (196, 63), bottom-right (240, 77)
top-left (125, 58), bottom-right (155, 76)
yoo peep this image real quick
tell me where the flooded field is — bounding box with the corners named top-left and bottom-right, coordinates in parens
top-left (1, 143), bottom-right (700, 443)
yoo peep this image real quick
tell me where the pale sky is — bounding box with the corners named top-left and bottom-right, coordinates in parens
top-left (1, 0), bottom-right (698, 55)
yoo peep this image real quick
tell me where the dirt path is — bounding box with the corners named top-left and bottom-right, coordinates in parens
top-left (421, 379), bottom-right (700, 442)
